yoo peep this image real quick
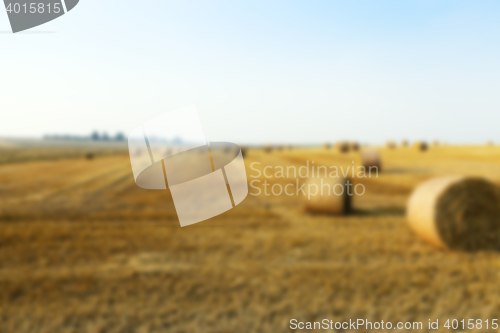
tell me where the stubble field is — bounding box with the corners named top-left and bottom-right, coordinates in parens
top-left (1, 144), bottom-right (500, 333)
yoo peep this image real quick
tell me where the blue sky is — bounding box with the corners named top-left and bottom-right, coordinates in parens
top-left (1, 1), bottom-right (500, 144)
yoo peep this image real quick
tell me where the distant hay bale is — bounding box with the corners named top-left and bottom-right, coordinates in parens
top-left (85, 152), bottom-right (95, 160)
top-left (336, 141), bottom-right (350, 153)
top-left (361, 149), bottom-right (382, 173)
top-left (433, 140), bottom-right (440, 147)
top-left (407, 177), bottom-right (500, 251)
top-left (263, 144), bottom-right (272, 153)
top-left (303, 177), bottom-right (351, 215)
top-left (276, 145), bottom-right (284, 151)
top-left (487, 141), bottom-right (494, 146)
top-left (350, 142), bottom-right (360, 151)
top-left (387, 141), bottom-right (397, 149)
top-left (323, 142), bottom-right (331, 149)
top-left (413, 141), bottom-right (428, 152)
top-left (401, 140), bottom-right (409, 147)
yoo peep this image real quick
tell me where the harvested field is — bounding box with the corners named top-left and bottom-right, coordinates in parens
top-left (2, 145), bottom-right (500, 332)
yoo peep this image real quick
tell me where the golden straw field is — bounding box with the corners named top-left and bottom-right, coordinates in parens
top-left (2, 144), bottom-right (500, 332)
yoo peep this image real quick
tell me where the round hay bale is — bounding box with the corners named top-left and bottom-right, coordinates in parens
top-left (323, 142), bottom-right (331, 149)
top-left (303, 177), bottom-right (352, 215)
top-left (336, 141), bottom-right (350, 153)
top-left (361, 149), bottom-right (382, 173)
top-left (387, 141), bottom-right (397, 149)
top-left (85, 152), bottom-right (95, 160)
top-left (401, 140), bottom-right (409, 147)
top-left (350, 142), bottom-right (360, 151)
top-left (407, 177), bottom-right (500, 251)
top-left (413, 141), bottom-right (428, 152)
top-left (263, 144), bottom-right (272, 153)
top-left (432, 140), bottom-right (440, 147)
top-left (276, 145), bottom-right (284, 151)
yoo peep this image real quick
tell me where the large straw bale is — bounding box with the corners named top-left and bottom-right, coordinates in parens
top-left (407, 177), bottom-right (500, 251)
top-left (303, 177), bottom-right (351, 215)
top-left (387, 141), bottom-right (396, 149)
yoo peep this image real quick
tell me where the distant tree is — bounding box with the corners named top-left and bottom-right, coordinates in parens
top-left (101, 132), bottom-right (110, 141)
top-left (115, 132), bottom-right (126, 141)
top-left (91, 131), bottom-right (100, 141)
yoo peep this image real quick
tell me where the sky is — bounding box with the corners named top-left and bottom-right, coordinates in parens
top-left (1, 0), bottom-right (500, 144)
